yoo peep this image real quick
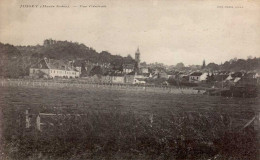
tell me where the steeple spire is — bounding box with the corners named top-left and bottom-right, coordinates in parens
top-left (136, 46), bottom-right (140, 54)
top-left (135, 46), bottom-right (141, 71)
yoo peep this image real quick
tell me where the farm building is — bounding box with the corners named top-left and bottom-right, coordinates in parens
top-left (189, 72), bottom-right (207, 83)
top-left (143, 73), bottom-right (152, 78)
top-left (133, 78), bottom-right (146, 84)
top-left (140, 67), bottom-right (149, 74)
top-left (102, 71), bottom-right (148, 84)
top-left (124, 72), bottom-right (148, 84)
top-left (214, 74), bottom-right (230, 82)
top-left (30, 58), bottom-right (80, 78)
top-left (123, 64), bottom-right (135, 74)
top-left (167, 71), bottom-right (185, 79)
top-left (244, 72), bottom-right (259, 79)
top-left (111, 76), bottom-right (125, 83)
top-left (152, 70), bottom-right (168, 79)
top-left (125, 75), bottom-right (135, 84)
top-left (101, 73), bottom-right (125, 84)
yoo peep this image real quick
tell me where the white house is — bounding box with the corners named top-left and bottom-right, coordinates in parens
top-left (30, 58), bottom-right (80, 78)
top-left (133, 78), bottom-right (146, 84)
top-left (123, 64), bottom-right (135, 74)
top-left (189, 72), bottom-right (207, 83)
top-left (112, 76), bottom-right (125, 83)
top-left (140, 67), bottom-right (149, 74)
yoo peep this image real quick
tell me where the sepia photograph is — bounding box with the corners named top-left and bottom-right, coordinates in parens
top-left (0, 0), bottom-right (259, 159)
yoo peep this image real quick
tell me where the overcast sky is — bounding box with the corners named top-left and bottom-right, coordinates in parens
top-left (0, 0), bottom-right (259, 65)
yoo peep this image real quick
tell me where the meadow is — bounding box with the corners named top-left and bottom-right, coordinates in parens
top-left (0, 84), bottom-right (259, 160)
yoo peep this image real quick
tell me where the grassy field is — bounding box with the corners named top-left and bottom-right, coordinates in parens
top-left (0, 85), bottom-right (259, 160)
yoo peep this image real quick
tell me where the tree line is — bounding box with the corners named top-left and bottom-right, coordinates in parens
top-left (0, 40), bottom-right (259, 78)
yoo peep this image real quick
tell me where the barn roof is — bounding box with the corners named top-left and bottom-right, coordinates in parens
top-left (31, 58), bottom-right (78, 71)
top-left (45, 59), bottom-right (76, 71)
top-left (214, 75), bottom-right (229, 81)
top-left (190, 72), bottom-right (203, 76)
top-left (123, 63), bottom-right (135, 69)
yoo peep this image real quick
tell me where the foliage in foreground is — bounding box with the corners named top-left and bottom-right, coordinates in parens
top-left (2, 108), bottom-right (258, 160)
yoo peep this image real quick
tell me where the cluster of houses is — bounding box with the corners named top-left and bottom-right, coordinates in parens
top-left (29, 48), bottom-right (259, 87)
top-left (168, 70), bottom-right (258, 83)
top-left (29, 48), bottom-right (151, 84)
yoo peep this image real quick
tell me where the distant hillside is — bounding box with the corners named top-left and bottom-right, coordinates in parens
top-left (220, 58), bottom-right (260, 72)
top-left (0, 43), bottom-right (23, 78)
top-left (0, 40), bottom-right (136, 78)
top-left (16, 40), bottom-right (135, 64)
top-left (203, 58), bottom-right (260, 72)
top-left (0, 43), bottom-right (21, 59)
top-left (0, 40), bottom-right (259, 78)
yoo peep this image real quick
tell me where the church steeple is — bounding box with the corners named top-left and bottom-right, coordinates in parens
top-left (135, 47), bottom-right (140, 69)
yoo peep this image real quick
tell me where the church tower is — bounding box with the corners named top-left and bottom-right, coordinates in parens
top-left (135, 47), bottom-right (140, 70)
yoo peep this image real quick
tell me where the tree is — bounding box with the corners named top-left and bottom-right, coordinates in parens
top-left (229, 57), bottom-right (237, 64)
top-left (247, 55), bottom-right (253, 59)
top-left (175, 62), bottom-right (185, 69)
top-left (202, 60), bottom-right (206, 69)
top-left (206, 63), bottom-right (219, 71)
top-left (206, 72), bottom-right (215, 83)
top-left (89, 66), bottom-right (103, 76)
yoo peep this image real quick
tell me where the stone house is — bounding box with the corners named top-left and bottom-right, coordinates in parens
top-left (30, 58), bottom-right (80, 78)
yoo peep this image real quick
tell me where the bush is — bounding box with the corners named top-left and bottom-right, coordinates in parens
top-left (2, 109), bottom-right (258, 160)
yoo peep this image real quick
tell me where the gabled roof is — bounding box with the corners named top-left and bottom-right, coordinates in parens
top-left (127, 71), bottom-right (136, 75)
top-left (214, 75), bottom-right (229, 81)
top-left (218, 71), bottom-right (230, 75)
top-left (45, 59), bottom-right (76, 71)
top-left (244, 72), bottom-right (257, 78)
top-left (143, 73), bottom-right (151, 77)
top-left (231, 72), bottom-right (243, 78)
top-left (190, 72), bottom-right (203, 76)
top-left (123, 63), bottom-right (135, 69)
top-left (105, 71), bottom-right (124, 76)
top-left (31, 58), bottom-right (78, 72)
